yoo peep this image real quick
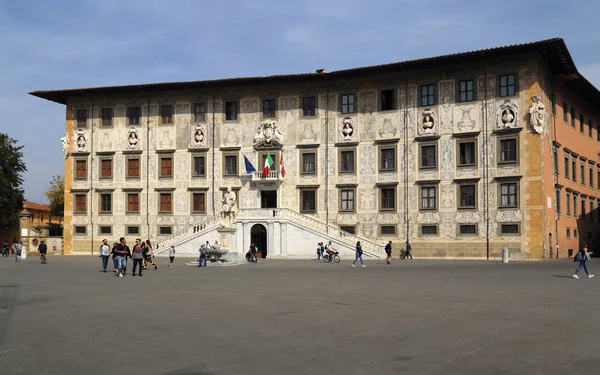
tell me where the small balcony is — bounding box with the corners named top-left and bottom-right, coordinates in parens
top-left (251, 170), bottom-right (282, 182)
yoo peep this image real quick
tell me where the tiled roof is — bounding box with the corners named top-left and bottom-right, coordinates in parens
top-left (23, 201), bottom-right (50, 212)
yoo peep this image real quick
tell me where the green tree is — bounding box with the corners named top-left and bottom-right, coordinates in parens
top-left (45, 175), bottom-right (64, 218)
top-left (0, 133), bottom-right (26, 227)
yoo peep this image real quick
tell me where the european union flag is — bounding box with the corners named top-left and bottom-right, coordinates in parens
top-left (243, 154), bottom-right (257, 174)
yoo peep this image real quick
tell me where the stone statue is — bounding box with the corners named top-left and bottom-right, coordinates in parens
top-left (254, 120), bottom-right (283, 148)
top-left (497, 100), bottom-right (519, 129)
top-left (73, 129), bottom-right (88, 152)
top-left (529, 95), bottom-right (546, 134)
top-left (60, 131), bottom-right (69, 159)
top-left (128, 128), bottom-right (140, 149)
top-left (341, 117), bottom-right (354, 141)
top-left (418, 109), bottom-right (437, 135)
top-left (220, 187), bottom-right (237, 226)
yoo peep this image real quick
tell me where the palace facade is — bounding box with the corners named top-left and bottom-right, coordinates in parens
top-left (31, 38), bottom-right (600, 259)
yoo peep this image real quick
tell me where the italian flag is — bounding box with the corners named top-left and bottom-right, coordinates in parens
top-left (263, 152), bottom-right (274, 177)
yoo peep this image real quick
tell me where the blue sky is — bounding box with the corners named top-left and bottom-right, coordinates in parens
top-left (1, 0), bottom-right (599, 203)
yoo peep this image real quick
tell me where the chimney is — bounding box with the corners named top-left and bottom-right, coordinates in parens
top-left (315, 68), bottom-right (326, 74)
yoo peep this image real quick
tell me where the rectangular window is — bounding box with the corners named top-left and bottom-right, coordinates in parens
top-left (74, 226), bottom-right (87, 235)
top-left (580, 115), bottom-right (585, 133)
top-left (574, 195), bottom-right (578, 217)
top-left (340, 150), bottom-right (355, 173)
top-left (594, 167), bottom-right (598, 188)
top-left (100, 159), bottom-right (112, 178)
top-left (341, 94), bottom-right (356, 114)
top-left (499, 74), bottom-right (516, 97)
top-left (160, 193), bottom-right (172, 213)
top-left (581, 164), bottom-right (585, 184)
top-left (127, 158), bottom-right (140, 178)
top-left (128, 106), bottom-right (141, 126)
top-left (563, 102), bottom-right (568, 123)
top-left (161, 105), bottom-right (173, 124)
top-left (572, 159), bottom-right (577, 182)
top-left (300, 190), bottom-right (316, 212)
top-left (574, 229), bottom-right (578, 238)
top-left (591, 201), bottom-right (595, 221)
top-left (380, 225), bottom-right (396, 235)
top-left (380, 188), bottom-right (396, 211)
top-left (421, 186), bottom-right (437, 210)
top-left (225, 101), bottom-right (238, 121)
top-left (99, 226), bottom-right (112, 235)
top-left (76, 109), bottom-right (87, 127)
top-left (460, 224), bottom-right (477, 235)
top-left (194, 103), bottom-right (206, 122)
top-left (74, 194), bottom-right (87, 213)
top-left (499, 138), bottom-right (517, 163)
top-left (159, 226), bottom-right (172, 236)
top-left (421, 225), bottom-right (438, 235)
top-left (160, 157), bottom-right (173, 178)
top-left (420, 84), bottom-right (435, 106)
top-left (589, 120), bottom-right (593, 137)
top-left (380, 148), bottom-right (396, 171)
top-left (459, 141), bottom-right (476, 166)
top-left (100, 194), bottom-right (112, 213)
top-left (193, 156), bottom-right (205, 177)
top-left (340, 226), bottom-right (355, 234)
top-left (565, 155), bottom-right (570, 179)
top-left (566, 192), bottom-right (571, 215)
top-left (263, 99), bottom-right (276, 118)
top-left (302, 152), bottom-right (316, 174)
top-left (127, 193), bottom-right (139, 213)
top-left (224, 155), bottom-right (238, 176)
top-left (571, 108), bottom-right (576, 128)
top-left (459, 185), bottom-right (476, 209)
top-left (500, 182), bottom-right (518, 208)
top-left (500, 224), bottom-right (520, 235)
top-left (75, 160), bottom-right (87, 179)
top-left (566, 228), bottom-right (571, 238)
top-left (340, 189), bottom-right (355, 212)
top-left (380, 89), bottom-right (395, 111)
top-left (459, 80), bottom-right (475, 102)
top-left (555, 189), bottom-right (561, 213)
top-left (420, 144), bottom-right (437, 169)
top-left (126, 226), bottom-right (139, 235)
top-left (302, 96), bottom-right (316, 116)
top-left (553, 150), bottom-right (559, 175)
top-left (101, 108), bottom-right (113, 127)
top-left (582, 199), bottom-right (586, 216)
top-left (192, 193), bottom-right (206, 213)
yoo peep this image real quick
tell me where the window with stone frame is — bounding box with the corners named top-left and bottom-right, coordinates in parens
top-left (380, 89), bottom-right (395, 111)
top-left (573, 195), bottom-right (578, 217)
top-left (101, 108), bottom-right (113, 127)
top-left (589, 119), bottom-right (593, 137)
top-left (581, 198), bottom-right (586, 216)
top-left (159, 226), bottom-right (173, 236)
top-left (193, 156), bottom-right (205, 177)
top-left (420, 186), bottom-right (437, 210)
top-left (341, 93), bottom-right (356, 114)
top-left (459, 80), bottom-right (475, 102)
top-left (458, 140), bottom-right (476, 167)
top-left (100, 159), bottom-right (112, 179)
top-left (563, 102), bottom-right (568, 123)
top-left (500, 223), bottom-right (520, 235)
top-left (499, 74), bottom-right (516, 97)
top-left (566, 227), bottom-right (571, 238)
top-left (580, 114), bottom-right (585, 133)
top-left (574, 228), bottom-right (579, 238)
top-left (76, 109), bottom-right (87, 127)
top-left (555, 189), bottom-right (561, 213)
top-left (301, 152), bottom-right (316, 174)
top-left (127, 158), bottom-right (140, 178)
top-left (225, 101), bottom-right (238, 121)
top-left (193, 103), bottom-right (206, 122)
top-left (160, 157), bottom-right (173, 178)
top-left (420, 84), bottom-right (435, 106)
top-left (421, 225), bottom-right (438, 235)
top-left (302, 96), bottom-right (316, 116)
top-left (380, 225), bottom-right (396, 235)
top-left (566, 191), bottom-right (571, 215)
top-left (263, 99), bottom-right (276, 118)
top-left (100, 193), bottom-right (112, 213)
top-left (553, 149), bottom-right (559, 175)
top-left (571, 108), bottom-right (576, 128)
top-left (127, 193), bottom-right (139, 213)
top-left (300, 190), bottom-right (317, 212)
top-left (127, 226), bottom-right (139, 235)
top-left (161, 105), bottom-right (173, 124)
top-left (420, 144), bottom-right (437, 169)
top-left (572, 159), bottom-right (577, 182)
top-left (581, 163), bottom-right (586, 185)
top-left (380, 187), bottom-right (396, 211)
top-left (499, 182), bottom-right (518, 208)
top-left (159, 193), bottom-right (172, 213)
top-left (340, 226), bottom-right (355, 234)
top-left (340, 189), bottom-right (355, 212)
top-left (74, 226), bottom-right (87, 235)
top-left (74, 194), bottom-right (87, 213)
top-left (192, 193), bottom-right (206, 213)
top-left (99, 226), bottom-right (112, 235)
top-left (459, 184), bottom-right (477, 209)
top-left (75, 159), bottom-right (87, 179)
top-left (128, 106), bottom-right (141, 125)
top-left (564, 154), bottom-right (570, 179)
top-left (224, 155), bottom-right (238, 176)
top-left (499, 138), bottom-right (518, 163)
top-left (459, 224), bottom-right (477, 235)
top-left (339, 150), bottom-right (355, 173)
top-left (379, 147), bottom-right (396, 171)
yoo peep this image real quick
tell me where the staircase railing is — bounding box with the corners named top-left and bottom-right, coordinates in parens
top-left (155, 215), bottom-right (221, 250)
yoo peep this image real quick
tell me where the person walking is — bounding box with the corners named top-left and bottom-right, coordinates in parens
top-left (351, 241), bottom-right (366, 268)
top-left (573, 243), bottom-right (594, 279)
top-left (111, 242), bottom-right (119, 273)
top-left (114, 237), bottom-right (128, 278)
top-left (199, 243), bottom-right (208, 268)
top-left (316, 242), bottom-right (324, 261)
top-left (131, 239), bottom-right (144, 277)
top-left (13, 241), bottom-right (22, 263)
top-left (385, 241), bottom-right (393, 265)
top-left (250, 243), bottom-right (258, 263)
top-left (142, 240), bottom-right (158, 270)
top-left (168, 245), bottom-right (175, 267)
top-left (99, 239), bottom-right (111, 272)
top-left (404, 241), bottom-right (413, 260)
top-left (38, 240), bottom-right (48, 264)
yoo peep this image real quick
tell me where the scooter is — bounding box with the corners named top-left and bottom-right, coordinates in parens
top-left (323, 250), bottom-right (340, 263)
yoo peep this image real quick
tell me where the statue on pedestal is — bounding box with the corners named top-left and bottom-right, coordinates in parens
top-left (220, 186), bottom-right (237, 227)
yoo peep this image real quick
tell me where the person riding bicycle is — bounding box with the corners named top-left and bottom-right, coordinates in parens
top-left (38, 240), bottom-right (48, 264)
top-left (325, 241), bottom-right (337, 257)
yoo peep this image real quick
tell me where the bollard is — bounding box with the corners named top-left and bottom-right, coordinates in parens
top-left (502, 248), bottom-right (509, 264)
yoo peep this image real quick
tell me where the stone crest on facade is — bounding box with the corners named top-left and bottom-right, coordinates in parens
top-left (73, 129), bottom-right (88, 152)
top-left (60, 131), bottom-right (70, 158)
top-left (254, 120), bottom-right (283, 148)
top-left (528, 95), bottom-right (545, 134)
top-left (190, 124), bottom-right (207, 148)
top-left (127, 128), bottom-right (140, 149)
top-left (339, 117), bottom-right (356, 142)
top-left (497, 100), bottom-right (519, 129)
top-left (419, 108), bottom-right (437, 136)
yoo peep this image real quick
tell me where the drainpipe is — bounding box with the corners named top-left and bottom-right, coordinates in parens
top-left (90, 100), bottom-right (95, 255)
top-left (404, 78), bottom-right (409, 243)
top-left (212, 92), bottom-right (216, 217)
top-left (325, 88), bottom-right (329, 233)
top-left (484, 69), bottom-right (490, 260)
top-left (551, 89), bottom-right (560, 258)
top-left (146, 99), bottom-right (150, 240)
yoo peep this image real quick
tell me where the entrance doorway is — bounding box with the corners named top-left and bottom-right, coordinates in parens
top-left (250, 224), bottom-right (267, 258)
top-left (261, 190), bottom-right (277, 208)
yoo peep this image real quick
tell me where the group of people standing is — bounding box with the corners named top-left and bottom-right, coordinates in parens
top-left (0, 240), bottom-right (23, 262)
top-left (99, 238), bottom-right (158, 277)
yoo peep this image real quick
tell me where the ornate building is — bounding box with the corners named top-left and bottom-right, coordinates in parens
top-left (31, 38), bottom-right (600, 259)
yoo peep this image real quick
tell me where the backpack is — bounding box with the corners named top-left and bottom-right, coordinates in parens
top-left (574, 250), bottom-right (583, 262)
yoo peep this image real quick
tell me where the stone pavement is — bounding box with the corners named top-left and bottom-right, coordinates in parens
top-left (0, 256), bottom-right (599, 375)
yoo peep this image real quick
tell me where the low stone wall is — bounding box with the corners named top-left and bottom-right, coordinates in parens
top-left (393, 241), bottom-right (523, 259)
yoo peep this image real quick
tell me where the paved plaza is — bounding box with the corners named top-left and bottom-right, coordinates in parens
top-left (0, 255), bottom-right (599, 374)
